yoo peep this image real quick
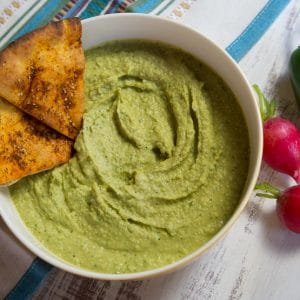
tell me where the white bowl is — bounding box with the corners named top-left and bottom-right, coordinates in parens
top-left (0, 14), bottom-right (263, 280)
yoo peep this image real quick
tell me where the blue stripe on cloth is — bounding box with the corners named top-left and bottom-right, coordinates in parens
top-left (4, 258), bottom-right (52, 300)
top-left (8, 0), bottom-right (69, 43)
top-left (80, 0), bottom-right (110, 19)
top-left (226, 0), bottom-right (291, 62)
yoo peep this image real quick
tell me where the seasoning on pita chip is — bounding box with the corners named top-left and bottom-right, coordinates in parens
top-left (0, 18), bottom-right (84, 140)
top-left (0, 97), bottom-right (73, 185)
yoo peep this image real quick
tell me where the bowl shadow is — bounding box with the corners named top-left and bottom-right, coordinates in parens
top-left (259, 205), bottom-right (300, 255)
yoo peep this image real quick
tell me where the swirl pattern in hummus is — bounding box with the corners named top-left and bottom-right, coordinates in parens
top-left (10, 41), bottom-right (249, 274)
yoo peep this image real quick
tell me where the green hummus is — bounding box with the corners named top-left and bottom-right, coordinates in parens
top-left (10, 40), bottom-right (249, 274)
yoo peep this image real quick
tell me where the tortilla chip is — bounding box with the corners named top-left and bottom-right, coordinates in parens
top-left (0, 18), bottom-right (84, 139)
top-left (0, 97), bottom-right (73, 185)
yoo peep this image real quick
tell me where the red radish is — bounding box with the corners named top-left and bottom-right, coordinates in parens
top-left (263, 118), bottom-right (300, 182)
top-left (254, 85), bottom-right (300, 183)
top-left (255, 183), bottom-right (300, 233)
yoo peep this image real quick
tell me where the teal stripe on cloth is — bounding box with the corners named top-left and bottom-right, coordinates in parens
top-left (0, 0), bottom-right (41, 48)
top-left (4, 258), bottom-right (52, 300)
top-left (4, 0), bottom-right (69, 48)
top-left (125, 0), bottom-right (164, 13)
top-left (226, 0), bottom-right (291, 61)
top-left (155, 0), bottom-right (176, 15)
top-left (80, 0), bottom-right (110, 19)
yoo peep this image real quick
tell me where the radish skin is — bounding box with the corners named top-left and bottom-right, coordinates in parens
top-left (263, 117), bottom-right (300, 183)
top-left (253, 85), bottom-right (300, 183)
top-left (255, 183), bottom-right (300, 233)
top-left (277, 185), bottom-right (300, 233)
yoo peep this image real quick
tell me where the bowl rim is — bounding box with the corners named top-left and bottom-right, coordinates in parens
top-left (0, 13), bottom-right (263, 281)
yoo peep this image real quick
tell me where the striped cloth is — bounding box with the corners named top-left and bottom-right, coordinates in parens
top-left (0, 0), bottom-right (187, 49)
top-left (0, 0), bottom-right (291, 299)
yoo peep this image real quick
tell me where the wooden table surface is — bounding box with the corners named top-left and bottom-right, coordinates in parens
top-left (27, 1), bottom-right (300, 299)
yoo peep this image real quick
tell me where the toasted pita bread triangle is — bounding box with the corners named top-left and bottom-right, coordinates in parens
top-left (0, 18), bottom-right (84, 140)
top-left (0, 97), bottom-right (73, 185)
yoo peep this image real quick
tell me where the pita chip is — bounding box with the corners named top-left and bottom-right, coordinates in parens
top-left (0, 97), bottom-right (73, 185)
top-left (0, 18), bottom-right (84, 139)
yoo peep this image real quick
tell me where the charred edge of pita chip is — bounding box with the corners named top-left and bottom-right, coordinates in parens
top-left (21, 114), bottom-right (74, 144)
